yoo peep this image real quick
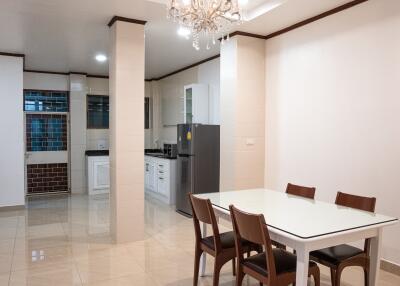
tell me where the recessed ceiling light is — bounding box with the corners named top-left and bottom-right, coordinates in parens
top-left (177, 26), bottom-right (191, 39)
top-left (239, 0), bottom-right (248, 6)
top-left (95, 54), bottom-right (107, 62)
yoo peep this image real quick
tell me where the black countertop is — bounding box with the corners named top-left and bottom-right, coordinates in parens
top-left (144, 149), bottom-right (176, 159)
top-left (85, 150), bottom-right (109, 156)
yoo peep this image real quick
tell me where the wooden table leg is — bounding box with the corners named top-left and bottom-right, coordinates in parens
top-left (295, 246), bottom-right (310, 286)
top-left (369, 228), bottom-right (382, 286)
top-left (200, 222), bottom-right (207, 277)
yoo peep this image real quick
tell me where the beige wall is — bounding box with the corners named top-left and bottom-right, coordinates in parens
top-left (220, 36), bottom-right (265, 192)
top-left (264, 0), bottom-right (400, 264)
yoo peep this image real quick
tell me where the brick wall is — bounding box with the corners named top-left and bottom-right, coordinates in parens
top-left (27, 163), bottom-right (68, 194)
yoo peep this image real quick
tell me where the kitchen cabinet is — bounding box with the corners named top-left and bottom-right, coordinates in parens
top-left (183, 84), bottom-right (209, 124)
top-left (145, 155), bottom-right (176, 205)
top-left (86, 155), bottom-right (110, 195)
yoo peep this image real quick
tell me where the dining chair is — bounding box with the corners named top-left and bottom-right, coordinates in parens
top-left (188, 193), bottom-right (260, 286)
top-left (310, 192), bottom-right (377, 286)
top-left (272, 183), bottom-right (317, 251)
top-left (286, 183), bottom-right (316, 199)
top-left (229, 204), bottom-right (320, 286)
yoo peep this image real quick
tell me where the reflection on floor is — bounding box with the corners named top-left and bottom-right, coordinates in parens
top-left (0, 194), bottom-right (398, 285)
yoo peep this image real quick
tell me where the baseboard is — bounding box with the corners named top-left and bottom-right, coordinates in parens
top-left (381, 259), bottom-right (400, 276)
top-left (0, 205), bottom-right (25, 212)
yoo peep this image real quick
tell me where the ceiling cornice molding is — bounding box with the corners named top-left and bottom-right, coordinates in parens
top-left (108, 16), bottom-right (147, 27)
top-left (69, 71), bottom-right (88, 76)
top-left (24, 69), bottom-right (109, 78)
top-left (0, 52), bottom-right (25, 58)
top-left (146, 54), bottom-right (220, 82)
top-left (24, 69), bottom-right (69, 76)
top-left (264, 0), bottom-right (369, 40)
top-left (87, 74), bottom-right (109, 79)
top-left (220, 31), bottom-right (266, 41)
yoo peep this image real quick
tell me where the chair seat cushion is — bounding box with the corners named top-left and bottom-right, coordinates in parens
top-left (202, 231), bottom-right (254, 250)
top-left (243, 249), bottom-right (317, 276)
top-left (310, 244), bottom-right (364, 265)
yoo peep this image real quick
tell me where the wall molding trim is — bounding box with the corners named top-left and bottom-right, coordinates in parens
top-left (146, 54), bottom-right (220, 81)
top-left (264, 0), bottom-right (368, 40)
top-left (220, 31), bottom-right (266, 41)
top-left (0, 52), bottom-right (25, 58)
top-left (108, 16), bottom-right (147, 27)
top-left (24, 69), bottom-right (69, 76)
top-left (381, 259), bottom-right (400, 276)
top-left (0, 205), bottom-right (25, 211)
top-left (87, 74), bottom-right (109, 79)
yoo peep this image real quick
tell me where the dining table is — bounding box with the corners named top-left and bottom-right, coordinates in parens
top-left (195, 189), bottom-right (398, 286)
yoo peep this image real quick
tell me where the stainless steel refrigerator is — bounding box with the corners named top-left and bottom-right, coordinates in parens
top-left (176, 124), bottom-right (220, 216)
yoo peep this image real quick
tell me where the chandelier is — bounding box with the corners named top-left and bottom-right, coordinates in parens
top-left (167, 0), bottom-right (243, 50)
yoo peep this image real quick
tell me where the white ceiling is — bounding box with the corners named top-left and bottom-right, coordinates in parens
top-left (0, 0), bottom-right (354, 78)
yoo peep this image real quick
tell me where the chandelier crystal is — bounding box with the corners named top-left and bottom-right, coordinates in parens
top-left (167, 0), bottom-right (243, 50)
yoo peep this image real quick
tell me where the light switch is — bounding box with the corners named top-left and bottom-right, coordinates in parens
top-left (246, 138), bottom-right (255, 146)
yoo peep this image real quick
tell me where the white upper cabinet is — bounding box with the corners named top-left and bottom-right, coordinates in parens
top-left (183, 84), bottom-right (209, 124)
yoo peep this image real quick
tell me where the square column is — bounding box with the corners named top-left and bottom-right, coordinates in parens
top-left (109, 19), bottom-right (145, 243)
top-left (220, 36), bottom-right (266, 191)
top-left (69, 73), bottom-right (87, 194)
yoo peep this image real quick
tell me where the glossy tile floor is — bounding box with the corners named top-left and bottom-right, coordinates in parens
top-left (0, 194), bottom-right (398, 286)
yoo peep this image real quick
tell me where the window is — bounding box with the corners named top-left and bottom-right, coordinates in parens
top-left (26, 114), bottom-right (68, 151)
top-left (87, 95), bottom-right (109, 129)
top-left (24, 90), bottom-right (69, 112)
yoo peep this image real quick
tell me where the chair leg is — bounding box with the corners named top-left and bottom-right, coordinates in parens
top-left (312, 267), bottom-right (320, 286)
top-left (213, 258), bottom-right (223, 286)
top-left (330, 268), bottom-right (336, 286)
top-left (193, 247), bottom-right (202, 286)
top-left (232, 258), bottom-right (236, 276)
top-left (335, 267), bottom-right (343, 286)
top-left (235, 266), bottom-right (245, 286)
top-left (364, 267), bottom-right (370, 286)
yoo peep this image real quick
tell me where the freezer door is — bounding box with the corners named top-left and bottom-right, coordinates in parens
top-left (177, 124), bottom-right (195, 155)
top-left (176, 155), bottom-right (194, 216)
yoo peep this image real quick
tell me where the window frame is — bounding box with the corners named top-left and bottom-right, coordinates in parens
top-left (23, 89), bottom-right (70, 112)
top-left (86, 94), bottom-right (109, 129)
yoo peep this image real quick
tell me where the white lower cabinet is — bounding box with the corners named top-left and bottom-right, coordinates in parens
top-left (87, 156), bottom-right (110, 195)
top-left (145, 156), bottom-right (176, 205)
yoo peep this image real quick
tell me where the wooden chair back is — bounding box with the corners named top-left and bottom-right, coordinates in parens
top-left (188, 193), bottom-right (222, 251)
top-left (229, 205), bottom-right (277, 283)
top-left (335, 192), bottom-right (376, 212)
top-left (286, 183), bottom-right (316, 199)
top-left (335, 191), bottom-right (376, 254)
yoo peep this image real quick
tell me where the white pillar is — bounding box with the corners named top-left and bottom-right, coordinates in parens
top-left (69, 73), bottom-right (87, 194)
top-left (220, 36), bottom-right (266, 191)
top-left (0, 54), bottom-right (24, 208)
top-left (109, 19), bottom-right (145, 243)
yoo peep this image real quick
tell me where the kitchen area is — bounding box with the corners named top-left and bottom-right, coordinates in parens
top-left (86, 56), bottom-right (221, 217)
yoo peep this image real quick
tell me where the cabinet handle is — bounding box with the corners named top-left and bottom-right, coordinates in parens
top-left (159, 177), bottom-right (164, 180)
top-left (159, 171), bottom-right (164, 174)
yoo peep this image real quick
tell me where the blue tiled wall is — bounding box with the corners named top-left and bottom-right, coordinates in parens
top-left (24, 90), bottom-right (69, 112)
top-left (26, 114), bottom-right (67, 152)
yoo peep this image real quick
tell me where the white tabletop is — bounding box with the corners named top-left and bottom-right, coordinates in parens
top-left (196, 189), bottom-right (397, 239)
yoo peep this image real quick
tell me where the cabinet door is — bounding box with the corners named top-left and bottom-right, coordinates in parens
top-left (148, 162), bottom-right (156, 191)
top-left (93, 161), bottom-right (110, 190)
top-left (157, 176), bottom-right (168, 197)
top-left (184, 87), bottom-right (193, 123)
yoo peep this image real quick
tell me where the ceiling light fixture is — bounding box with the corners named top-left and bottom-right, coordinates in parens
top-left (167, 0), bottom-right (243, 51)
top-left (95, 54), bottom-right (107, 62)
